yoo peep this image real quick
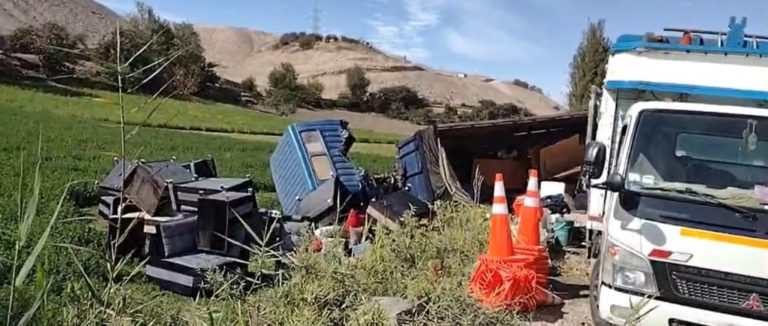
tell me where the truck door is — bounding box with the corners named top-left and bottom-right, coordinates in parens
top-left (396, 134), bottom-right (435, 203)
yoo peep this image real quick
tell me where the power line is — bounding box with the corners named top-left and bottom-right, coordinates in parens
top-left (311, 0), bottom-right (321, 34)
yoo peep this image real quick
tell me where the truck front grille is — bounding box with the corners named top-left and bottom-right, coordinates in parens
top-left (652, 261), bottom-right (768, 321)
top-left (670, 270), bottom-right (768, 311)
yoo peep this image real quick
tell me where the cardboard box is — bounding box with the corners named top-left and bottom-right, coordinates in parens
top-left (540, 135), bottom-right (584, 180)
top-left (472, 158), bottom-right (530, 190)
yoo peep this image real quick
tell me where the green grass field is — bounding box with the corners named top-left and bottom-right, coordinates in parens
top-left (0, 84), bottom-right (404, 144)
top-left (0, 84), bottom-right (521, 324)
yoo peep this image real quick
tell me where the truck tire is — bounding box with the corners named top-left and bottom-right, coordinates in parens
top-left (589, 258), bottom-right (612, 326)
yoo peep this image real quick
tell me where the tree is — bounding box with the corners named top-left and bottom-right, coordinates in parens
top-left (367, 85), bottom-right (426, 114)
top-left (567, 19), bottom-right (610, 112)
top-left (268, 63), bottom-right (299, 91)
top-left (95, 2), bottom-right (218, 95)
top-left (8, 23), bottom-right (80, 76)
top-left (345, 65), bottom-right (370, 103)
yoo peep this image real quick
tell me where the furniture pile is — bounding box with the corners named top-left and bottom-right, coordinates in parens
top-left (98, 156), bottom-right (280, 296)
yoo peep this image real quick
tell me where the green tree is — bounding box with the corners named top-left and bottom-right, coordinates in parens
top-left (8, 23), bottom-right (80, 76)
top-left (567, 19), bottom-right (610, 112)
top-left (268, 62), bottom-right (299, 91)
top-left (367, 85), bottom-right (426, 114)
top-left (96, 2), bottom-right (218, 95)
top-left (345, 65), bottom-right (370, 103)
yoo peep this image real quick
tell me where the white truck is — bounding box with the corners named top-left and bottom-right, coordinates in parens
top-left (584, 17), bottom-right (768, 325)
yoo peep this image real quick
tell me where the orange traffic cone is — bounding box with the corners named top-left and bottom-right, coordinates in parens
top-left (517, 169), bottom-right (542, 246)
top-left (514, 169), bottom-right (551, 289)
top-left (469, 173), bottom-right (538, 311)
top-left (487, 174), bottom-right (515, 257)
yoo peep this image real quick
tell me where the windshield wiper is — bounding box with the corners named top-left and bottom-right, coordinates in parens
top-left (638, 186), bottom-right (758, 222)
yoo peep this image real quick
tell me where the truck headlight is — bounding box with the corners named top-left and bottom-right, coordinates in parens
top-left (602, 238), bottom-right (657, 294)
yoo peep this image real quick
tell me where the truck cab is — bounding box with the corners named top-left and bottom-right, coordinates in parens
top-left (586, 17), bottom-right (768, 325)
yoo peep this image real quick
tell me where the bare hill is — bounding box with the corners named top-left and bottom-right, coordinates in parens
top-left (0, 0), bottom-right (563, 117)
top-left (195, 26), bottom-right (563, 115)
top-left (0, 0), bottom-right (119, 45)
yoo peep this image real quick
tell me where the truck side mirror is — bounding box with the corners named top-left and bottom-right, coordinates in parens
top-left (591, 172), bottom-right (625, 192)
top-left (583, 141), bottom-right (607, 179)
top-left (605, 172), bottom-right (625, 192)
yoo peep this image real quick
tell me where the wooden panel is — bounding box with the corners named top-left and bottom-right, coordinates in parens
top-left (472, 158), bottom-right (530, 190)
top-left (540, 135), bottom-right (584, 179)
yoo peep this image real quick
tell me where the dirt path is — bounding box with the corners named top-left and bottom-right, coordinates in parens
top-left (526, 248), bottom-right (592, 326)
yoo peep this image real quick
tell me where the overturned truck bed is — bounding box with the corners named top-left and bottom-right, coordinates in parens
top-left (397, 113), bottom-right (588, 204)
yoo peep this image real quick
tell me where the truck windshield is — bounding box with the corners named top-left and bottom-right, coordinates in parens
top-left (625, 109), bottom-right (768, 210)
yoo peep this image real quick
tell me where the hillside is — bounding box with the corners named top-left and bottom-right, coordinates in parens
top-left (196, 25), bottom-right (563, 115)
top-left (0, 0), bottom-right (119, 45)
top-left (0, 0), bottom-right (564, 116)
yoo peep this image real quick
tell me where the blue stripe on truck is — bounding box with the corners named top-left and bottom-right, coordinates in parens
top-left (605, 80), bottom-right (768, 101)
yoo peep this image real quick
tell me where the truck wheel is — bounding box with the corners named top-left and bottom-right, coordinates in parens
top-left (589, 258), bottom-right (611, 326)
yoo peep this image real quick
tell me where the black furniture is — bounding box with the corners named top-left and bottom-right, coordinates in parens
top-left (181, 156), bottom-right (218, 179)
top-left (98, 195), bottom-right (121, 220)
top-left (197, 191), bottom-right (255, 256)
top-left (171, 177), bottom-right (253, 212)
top-left (144, 217), bottom-right (244, 297)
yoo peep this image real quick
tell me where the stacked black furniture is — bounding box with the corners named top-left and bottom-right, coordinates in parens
top-left (98, 156), bottom-right (276, 297)
top-left (144, 216), bottom-right (243, 296)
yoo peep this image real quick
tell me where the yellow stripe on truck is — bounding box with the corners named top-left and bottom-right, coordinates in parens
top-left (680, 228), bottom-right (768, 249)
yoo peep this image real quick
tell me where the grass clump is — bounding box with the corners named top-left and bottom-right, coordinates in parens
top-left (240, 202), bottom-right (523, 325)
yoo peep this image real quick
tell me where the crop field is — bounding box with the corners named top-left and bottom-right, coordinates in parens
top-left (0, 84), bottom-right (404, 144)
top-left (0, 86), bottom-right (522, 325)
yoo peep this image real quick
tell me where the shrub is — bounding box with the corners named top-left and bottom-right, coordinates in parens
top-left (309, 33), bottom-right (323, 42)
top-left (279, 32), bottom-right (299, 46)
top-left (304, 78), bottom-right (324, 98)
top-left (367, 85), bottom-right (426, 114)
top-left (298, 35), bottom-right (315, 50)
top-left (478, 99), bottom-right (497, 110)
top-left (268, 62), bottom-right (299, 91)
top-left (345, 65), bottom-right (370, 104)
top-left (297, 79), bottom-right (324, 107)
top-left (265, 88), bottom-right (298, 116)
top-left (340, 35), bottom-right (361, 44)
top-left (240, 76), bottom-right (257, 93)
top-left (336, 90), bottom-right (359, 109)
top-left (511, 78), bottom-right (530, 89)
top-left (324, 34), bottom-right (338, 42)
top-left (8, 23), bottom-right (79, 76)
top-left (442, 104), bottom-right (459, 123)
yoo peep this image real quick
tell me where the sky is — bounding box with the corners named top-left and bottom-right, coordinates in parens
top-left (95, 0), bottom-right (768, 105)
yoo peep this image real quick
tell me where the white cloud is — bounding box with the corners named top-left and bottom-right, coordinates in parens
top-left (441, 1), bottom-right (541, 62)
top-left (403, 0), bottom-right (444, 28)
top-left (367, 0), bottom-right (447, 60)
